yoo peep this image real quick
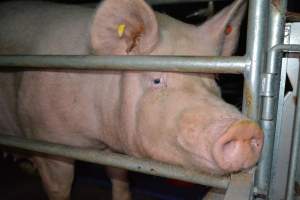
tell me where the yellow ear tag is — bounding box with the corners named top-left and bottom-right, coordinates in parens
top-left (118, 24), bottom-right (126, 38)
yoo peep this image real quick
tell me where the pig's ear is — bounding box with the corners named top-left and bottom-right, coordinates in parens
top-left (90, 0), bottom-right (159, 55)
top-left (198, 0), bottom-right (247, 56)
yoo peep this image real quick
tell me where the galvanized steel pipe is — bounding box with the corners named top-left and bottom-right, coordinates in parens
top-left (286, 73), bottom-right (300, 200)
top-left (268, 45), bottom-right (300, 68)
top-left (0, 134), bottom-right (230, 189)
top-left (261, 45), bottom-right (300, 197)
top-left (285, 45), bottom-right (300, 200)
top-left (258, 0), bottom-right (288, 197)
top-left (0, 55), bottom-right (248, 74)
top-left (55, 0), bottom-right (229, 4)
top-left (244, 0), bottom-right (269, 197)
top-left (244, 0), bottom-right (268, 121)
top-left (147, 0), bottom-right (227, 4)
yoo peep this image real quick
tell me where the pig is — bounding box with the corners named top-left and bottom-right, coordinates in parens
top-left (0, 0), bottom-right (263, 199)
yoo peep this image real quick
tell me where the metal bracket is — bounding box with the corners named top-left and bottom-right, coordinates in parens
top-left (224, 171), bottom-right (254, 200)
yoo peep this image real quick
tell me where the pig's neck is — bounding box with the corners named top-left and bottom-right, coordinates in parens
top-left (95, 72), bottom-right (141, 155)
top-left (93, 71), bottom-right (129, 153)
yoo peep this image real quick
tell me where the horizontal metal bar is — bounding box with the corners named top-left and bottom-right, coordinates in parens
top-left (53, 0), bottom-right (232, 6)
top-left (146, 0), bottom-right (230, 4)
top-left (268, 44), bottom-right (300, 74)
top-left (0, 55), bottom-right (248, 74)
top-left (0, 134), bottom-right (230, 189)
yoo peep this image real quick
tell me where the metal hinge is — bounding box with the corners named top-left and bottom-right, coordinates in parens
top-left (260, 73), bottom-right (279, 97)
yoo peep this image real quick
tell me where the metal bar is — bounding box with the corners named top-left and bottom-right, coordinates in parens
top-left (54, 0), bottom-right (230, 5)
top-left (224, 172), bottom-right (254, 200)
top-left (48, 0), bottom-right (230, 3)
top-left (147, 0), bottom-right (229, 4)
top-left (0, 134), bottom-right (230, 189)
top-left (259, 45), bottom-right (300, 199)
top-left (0, 55), bottom-right (248, 74)
top-left (266, 1), bottom-right (288, 75)
top-left (258, 1), bottom-right (288, 198)
top-left (243, 0), bottom-right (268, 120)
top-left (286, 47), bottom-right (300, 200)
top-left (267, 58), bottom-right (290, 199)
top-left (267, 45), bottom-right (300, 73)
top-left (244, 0), bottom-right (269, 198)
top-left (71, 0), bottom-right (230, 4)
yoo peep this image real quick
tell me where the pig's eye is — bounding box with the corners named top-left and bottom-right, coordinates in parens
top-left (150, 76), bottom-right (167, 88)
top-left (153, 78), bottom-right (161, 84)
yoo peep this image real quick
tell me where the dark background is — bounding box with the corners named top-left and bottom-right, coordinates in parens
top-left (0, 0), bottom-right (299, 199)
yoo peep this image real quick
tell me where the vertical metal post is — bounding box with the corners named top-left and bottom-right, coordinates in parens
top-left (287, 62), bottom-right (300, 200)
top-left (243, 0), bottom-right (268, 121)
top-left (286, 46), bottom-right (300, 200)
top-left (243, 0), bottom-right (269, 198)
top-left (266, 1), bottom-right (288, 199)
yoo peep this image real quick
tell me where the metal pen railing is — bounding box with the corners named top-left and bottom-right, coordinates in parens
top-left (1, 0), bottom-right (298, 199)
top-left (255, 1), bottom-right (288, 199)
top-left (146, 0), bottom-right (229, 4)
top-left (287, 60), bottom-right (300, 199)
top-left (0, 134), bottom-right (230, 189)
top-left (0, 0), bottom-right (266, 199)
top-left (0, 55), bottom-right (248, 194)
top-left (0, 55), bottom-right (248, 74)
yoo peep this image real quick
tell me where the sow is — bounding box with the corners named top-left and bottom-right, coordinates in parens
top-left (0, 0), bottom-right (263, 199)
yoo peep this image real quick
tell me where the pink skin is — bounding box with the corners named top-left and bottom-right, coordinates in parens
top-left (127, 72), bottom-right (263, 175)
top-left (0, 0), bottom-right (263, 199)
top-left (90, 0), bottom-right (263, 175)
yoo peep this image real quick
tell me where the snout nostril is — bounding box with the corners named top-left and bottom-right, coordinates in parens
top-left (223, 139), bottom-right (237, 154)
top-left (212, 120), bottom-right (264, 172)
top-left (250, 137), bottom-right (261, 150)
top-left (251, 138), bottom-right (256, 146)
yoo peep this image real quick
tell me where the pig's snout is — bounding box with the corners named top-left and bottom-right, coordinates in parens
top-left (213, 120), bottom-right (263, 172)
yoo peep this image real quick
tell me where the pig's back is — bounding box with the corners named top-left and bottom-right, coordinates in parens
top-left (0, 1), bottom-right (93, 55)
top-left (0, 1), bottom-right (123, 149)
top-left (0, 1), bottom-right (93, 135)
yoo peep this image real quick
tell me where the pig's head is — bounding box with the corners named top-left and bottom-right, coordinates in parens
top-left (90, 0), bottom-right (263, 175)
